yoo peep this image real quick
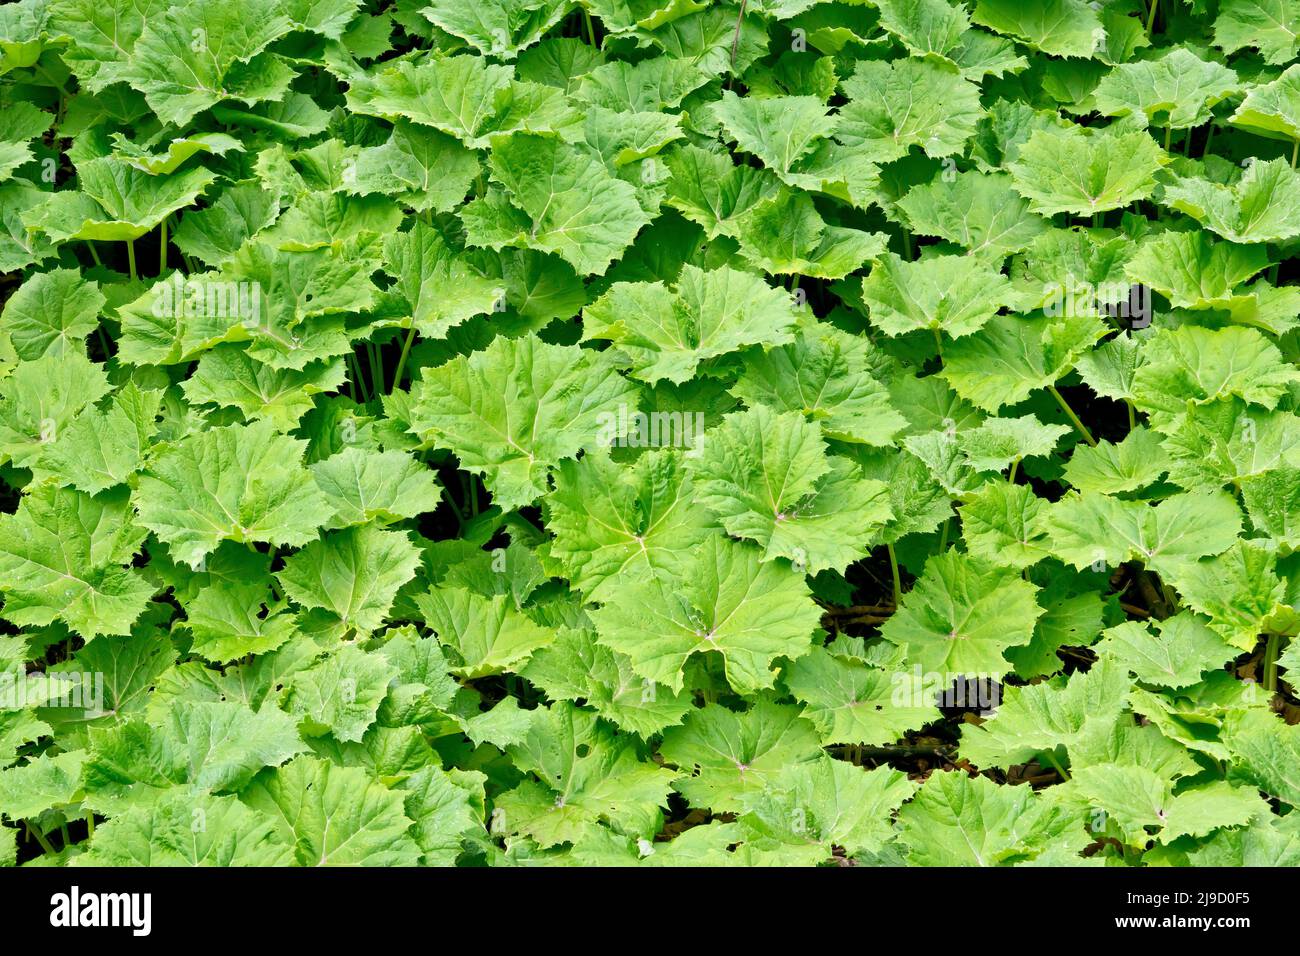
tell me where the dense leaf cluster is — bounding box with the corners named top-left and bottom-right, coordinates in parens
top-left (0, 0), bottom-right (1299, 867)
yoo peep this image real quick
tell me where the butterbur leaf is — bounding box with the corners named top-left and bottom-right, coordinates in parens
top-left (591, 535), bottom-right (822, 693)
top-left (1093, 48), bottom-right (1240, 130)
top-left (497, 702), bottom-right (679, 847)
top-left (349, 122), bottom-right (479, 215)
top-left (959, 482), bottom-right (1053, 569)
top-left (416, 586), bottom-right (556, 678)
top-left (879, 550), bottom-right (1041, 676)
top-left (736, 190), bottom-right (887, 279)
top-left (1223, 709), bottom-right (1300, 807)
top-left (688, 405), bottom-right (892, 573)
top-left (422, 0), bottom-right (569, 58)
top-left (1161, 158), bottom-right (1300, 244)
top-left (409, 334), bottom-right (639, 511)
top-left (285, 645), bottom-right (398, 743)
top-left (277, 525), bottom-right (421, 638)
top-left (309, 447), bottom-right (441, 531)
top-left (1098, 615), bottom-right (1235, 689)
top-left (781, 647), bottom-right (941, 747)
top-left (1228, 64), bottom-right (1300, 141)
top-left (1061, 427), bottom-right (1170, 495)
top-left (382, 223), bottom-right (504, 339)
top-left (135, 419), bottom-right (328, 567)
top-left (545, 447), bottom-right (714, 602)
top-left (467, 134), bottom-right (649, 275)
top-left (940, 312), bottom-right (1107, 412)
top-left (1132, 326), bottom-right (1300, 419)
top-left (873, 0), bottom-right (970, 59)
top-left (660, 699), bottom-right (821, 813)
top-left (25, 158), bottom-right (216, 243)
top-left (240, 756), bottom-right (420, 865)
top-left (837, 57), bottom-right (983, 163)
top-left (897, 170), bottom-right (1049, 259)
top-left (1, 268), bottom-right (104, 360)
top-left (971, 0), bottom-right (1103, 58)
top-left (85, 700), bottom-right (306, 798)
top-left (713, 90), bottom-right (834, 178)
top-left (0, 751), bottom-right (87, 822)
top-left (1165, 540), bottom-right (1300, 651)
top-left (1047, 490), bottom-right (1242, 580)
top-left (520, 629), bottom-right (693, 738)
top-left (956, 415), bottom-right (1071, 473)
top-left (1130, 233), bottom-right (1271, 317)
top-left (1009, 126), bottom-right (1167, 217)
top-left (78, 790), bottom-right (294, 866)
top-left (958, 657), bottom-right (1130, 769)
top-left (738, 757), bottom-right (915, 860)
top-left (896, 770), bottom-right (1037, 866)
top-left (4, 0), bottom-right (1299, 872)
top-left (583, 264), bottom-right (799, 384)
top-left (1215, 0), bottom-right (1300, 66)
top-left (0, 485), bottom-right (151, 638)
top-left (663, 144), bottom-right (781, 240)
top-left (183, 347), bottom-right (347, 430)
top-left (859, 252), bottom-right (1022, 340)
top-left (729, 322), bottom-right (907, 446)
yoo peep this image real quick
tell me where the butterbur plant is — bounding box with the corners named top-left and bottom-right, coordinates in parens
top-left (0, 0), bottom-right (1298, 872)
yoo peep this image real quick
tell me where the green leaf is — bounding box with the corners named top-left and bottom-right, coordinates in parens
top-left (135, 419), bottom-right (328, 567)
top-left (838, 57), bottom-right (983, 163)
top-left (0, 484), bottom-right (150, 638)
top-left (688, 405), bottom-right (892, 573)
top-left (240, 755), bottom-right (420, 865)
top-left (497, 701), bottom-right (679, 847)
top-left (959, 657), bottom-right (1130, 769)
top-left (940, 313), bottom-right (1107, 412)
top-left (286, 644), bottom-right (398, 743)
top-left (466, 134), bottom-right (649, 275)
top-left (278, 525), bottom-right (420, 638)
top-left (860, 252), bottom-right (1023, 339)
top-left (520, 628), bottom-right (692, 737)
top-left (880, 550), bottom-right (1041, 675)
top-left (1229, 64), bottom-right (1300, 141)
top-left (896, 770), bottom-right (1037, 866)
top-left (545, 446), bottom-right (714, 601)
top-left (0, 750), bottom-right (86, 821)
top-left (584, 264), bottom-right (798, 384)
top-left (730, 321), bottom-right (907, 446)
top-left (1161, 158), bottom-right (1300, 244)
top-left (1215, 0), bottom-right (1300, 66)
top-left (1165, 539), bottom-right (1300, 651)
top-left (591, 535), bottom-right (821, 693)
top-left (1060, 427), bottom-right (1170, 495)
top-left (1009, 126), bottom-right (1167, 217)
top-left (122, 0), bottom-right (295, 126)
top-left (1098, 614), bottom-right (1235, 689)
top-left (422, 0), bottom-right (568, 58)
top-left (36, 383), bottom-right (161, 495)
top-left (971, 0), bottom-right (1103, 58)
top-left (897, 170), bottom-right (1049, 259)
top-left (0, 268), bottom-right (104, 360)
top-left (735, 189), bottom-right (887, 279)
top-left (1047, 489), bottom-right (1242, 580)
top-left (1094, 48), bottom-right (1240, 129)
top-left (416, 586), bottom-right (556, 678)
top-left (309, 447), bottom-right (440, 531)
top-left (79, 790), bottom-right (294, 866)
top-left (782, 647), bottom-right (941, 746)
top-left (738, 757), bottom-right (915, 860)
top-left (409, 334), bottom-right (639, 511)
top-left (660, 698), bottom-right (822, 813)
